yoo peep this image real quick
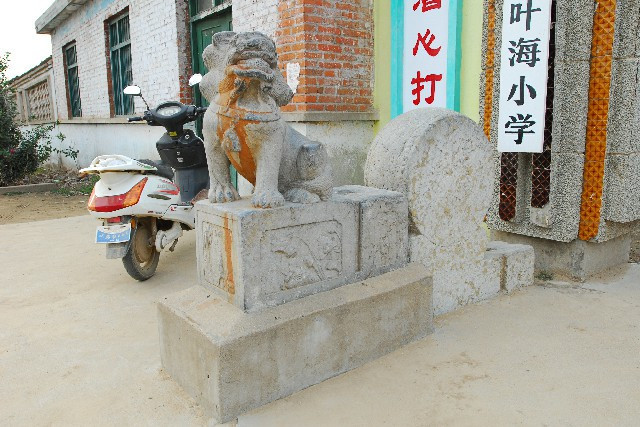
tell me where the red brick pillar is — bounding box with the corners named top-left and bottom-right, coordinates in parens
top-left (276, 0), bottom-right (374, 114)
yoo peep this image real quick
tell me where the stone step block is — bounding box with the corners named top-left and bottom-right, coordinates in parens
top-left (486, 240), bottom-right (535, 292)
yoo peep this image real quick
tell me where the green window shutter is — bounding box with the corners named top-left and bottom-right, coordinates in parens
top-left (65, 44), bottom-right (82, 117)
top-left (109, 14), bottom-right (134, 115)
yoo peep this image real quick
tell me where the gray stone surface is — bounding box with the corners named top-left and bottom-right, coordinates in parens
top-left (364, 108), bottom-right (492, 257)
top-left (158, 263), bottom-right (433, 424)
top-left (607, 58), bottom-right (640, 155)
top-left (331, 185), bottom-right (409, 275)
top-left (555, 0), bottom-right (595, 62)
top-left (486, 241), bottom-right (535, 292)
top-left (493, 231), bottom-right (632, 280)
top-left (602, 153), bottom-right (641, 223)
top-left (410, 234), bottom-right (501, 315)
top-left (551, 60), bottom-right (591, 154)
top-left (613, 0), bottom-right (640, 59)
top-left (364, 108), bottom-right (532, 314)
top-left (530, 204), bottom-right (553, 228)
top-left (196, 186), bottom-right (408, 312)
top-left (594, 219), bottom-right (640, 243)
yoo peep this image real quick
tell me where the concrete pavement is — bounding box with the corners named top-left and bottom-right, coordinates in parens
top-left (1, 215), bottom-right (638, 426)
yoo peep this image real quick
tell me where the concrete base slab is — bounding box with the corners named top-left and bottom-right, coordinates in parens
top-left (492, 231), bottom-right (632, 281)
top-left (158, 263), bottom-right (433, 424)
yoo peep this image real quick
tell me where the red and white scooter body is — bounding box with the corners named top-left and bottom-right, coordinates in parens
top-left (80, 155), bottom-right (195, 251)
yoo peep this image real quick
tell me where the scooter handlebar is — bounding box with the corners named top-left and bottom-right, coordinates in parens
top-left (128, 116), bottom-right (143, 122)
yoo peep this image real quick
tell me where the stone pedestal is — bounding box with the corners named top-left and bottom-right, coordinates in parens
top-left (160, 185), bottom-right (426, 423)
top-left (196, 185), bottom-right (408, 311)
top-left (159, 264), bottom-right (433, 423)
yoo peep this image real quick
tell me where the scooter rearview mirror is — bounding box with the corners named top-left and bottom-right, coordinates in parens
top-left (188, 74), bottom-right (203, 87)
top-left (123, 85), bottom-right (142, 96)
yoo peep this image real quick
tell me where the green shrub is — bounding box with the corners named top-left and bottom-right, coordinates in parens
top-left (0, 53), bottom-right (21, 154)
top-left (0, 53), bottom-right (78, 186)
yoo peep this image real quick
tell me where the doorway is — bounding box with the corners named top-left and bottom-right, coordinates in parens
top-left (189, 1), bottom-right (236, 187)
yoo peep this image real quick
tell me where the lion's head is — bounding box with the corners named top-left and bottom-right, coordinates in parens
top-left (200, 31), bottom-right (293, 110)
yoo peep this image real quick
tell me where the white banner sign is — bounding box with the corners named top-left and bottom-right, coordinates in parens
top-left (497, 0), bottom-right (553, 153)
top-left (403, 0), bottom-right (450, 111)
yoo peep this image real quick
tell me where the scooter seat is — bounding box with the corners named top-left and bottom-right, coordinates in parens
top-left (137, 159), bottom-right (174, 180)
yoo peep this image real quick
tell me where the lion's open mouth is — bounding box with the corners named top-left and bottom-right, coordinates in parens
top-left (230, 49), bottom-right (277, 68)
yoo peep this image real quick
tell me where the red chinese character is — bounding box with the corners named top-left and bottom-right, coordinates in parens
top-left (413, 29), bottom-right (441, 57)
top-left (413, 0), bottom-right (441, 12)
top-left (411, 71), bottom-right (443, 105)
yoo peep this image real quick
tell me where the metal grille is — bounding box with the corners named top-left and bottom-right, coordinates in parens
top-left (26, 81), bottom-right (52, 122)
top-left (486, 0), bottom-right (518, 221)
top-left (530, 0), bottom-right (556, 208)
top-left (109, 14), bottom-right (134, 116)
top-left (578, 0), bottom-right (616, 240)
top-left (499, 152), bottom-right (519, 221)
top-left (65, 44), bottom-right (82, 117)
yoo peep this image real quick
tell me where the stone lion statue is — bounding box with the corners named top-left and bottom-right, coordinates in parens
top-left (200, 31), bottom-right (333, 208)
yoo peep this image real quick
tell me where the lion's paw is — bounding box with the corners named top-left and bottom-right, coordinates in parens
top-left (208, 183), bottom-right (240, 203)
top-left (252, 189), bottom-right (284, 208)
top-left (284, 188), bottom-right (321, 204)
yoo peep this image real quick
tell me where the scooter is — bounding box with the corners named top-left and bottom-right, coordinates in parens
top-left (80, 75), bottom-right (209, 281)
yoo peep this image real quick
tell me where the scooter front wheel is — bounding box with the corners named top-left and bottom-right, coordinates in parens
top-left (122, 218), bottom-right (160, 281)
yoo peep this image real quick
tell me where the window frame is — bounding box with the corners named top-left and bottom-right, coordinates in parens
top-left (106, 11), bottom-right (134, 116)
top-left (63, 41), bottom-right (82, 118)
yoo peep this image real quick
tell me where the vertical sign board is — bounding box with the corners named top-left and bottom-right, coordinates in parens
top-left (393, 0), bottom-right (461, 117)
top-left (497, 0), bottom-right (553, 153)
top-left (403, 1), bottom-right (450, 110)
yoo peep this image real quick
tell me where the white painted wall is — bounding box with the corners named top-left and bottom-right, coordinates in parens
top-left (232, 0), bottom-right (279, 38)
top-left (290, 121), bottom-right (374, 186)
top-left (38, 122), bottom-right (166, 169)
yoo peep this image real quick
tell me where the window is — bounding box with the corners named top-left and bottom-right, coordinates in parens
top-left (64, 43), bottom-right (82, 117)
top-left (195, 0), bottom-right (226, 14)
top-left (108, 14), bottom-right (133, 115)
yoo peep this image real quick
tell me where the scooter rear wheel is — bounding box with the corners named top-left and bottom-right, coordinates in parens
top-left (122, 218), bottom-right (160, 281)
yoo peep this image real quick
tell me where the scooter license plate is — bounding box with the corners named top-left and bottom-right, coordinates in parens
top-left (96, 224), bottom-right (131, 244)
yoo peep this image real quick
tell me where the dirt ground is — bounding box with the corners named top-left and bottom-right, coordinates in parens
top-left (0, 166), bottom-right (94, 225)
top-left (0, 192), bottom-right (89, 225)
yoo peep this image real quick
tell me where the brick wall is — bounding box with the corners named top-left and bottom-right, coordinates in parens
top-left (51, 0), bottom-right (182, 119)
top-left (275, 0), bottom-right (374, 113)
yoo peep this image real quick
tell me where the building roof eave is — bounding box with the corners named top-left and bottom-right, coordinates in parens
top-left (8, 57), bottom-right (53, 89)
top-left (35, 0), bottom-right (90, 34)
